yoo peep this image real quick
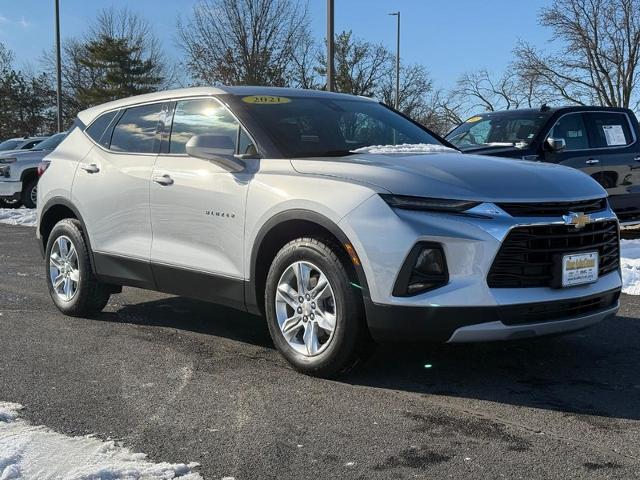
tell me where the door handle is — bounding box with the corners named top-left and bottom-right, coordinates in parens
top-left (634, 156), bottom-right (640, 162)
top-left (585, 159), bottom-right (600, 165)
top-left (79, 163), bottom-right (100, 173)
top-left (153, 174), bottom-right (174, 186)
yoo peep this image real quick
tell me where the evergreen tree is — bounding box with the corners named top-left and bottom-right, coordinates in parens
top-left (77, 34), bottom-right (163, 105)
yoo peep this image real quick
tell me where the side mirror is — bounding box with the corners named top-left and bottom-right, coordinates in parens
top-left (546, 137), bottom-right (566, 152)
top-left (185, 134), bottom-right (245, 172)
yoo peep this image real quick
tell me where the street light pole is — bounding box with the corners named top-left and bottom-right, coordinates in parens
top-left (55, 0), bottom-right (63, 132)
top-left (389, 11), bottom-right (400, 110)
top-left (327, 0), bottom-right (335, 92)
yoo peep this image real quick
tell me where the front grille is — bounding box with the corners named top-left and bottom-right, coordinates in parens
top-left (497, 198), bottom-right (607, 217)
top-left (497, 290), bottom-right (619, 325)
top-left (488, 220), bottom-right (619, 288)
top-left (614, 205), bottom-right (640, 223)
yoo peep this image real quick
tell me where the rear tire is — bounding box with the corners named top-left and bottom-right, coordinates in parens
top-left (265, 236), bottom-right (372, 377)
top-left (21, 178), bottom-right (38, 209)
top-left (45, 219), bottom-right (111, 316)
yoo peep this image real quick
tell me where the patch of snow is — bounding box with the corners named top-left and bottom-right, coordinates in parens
top-left (351, 143), bottom-right (457, 154)
top-left (0, 401), bottom-right (203, 480)
top-left (0, 208), bottom-right (36, 227)
top-left (621, 239), bottom-right (640, 295)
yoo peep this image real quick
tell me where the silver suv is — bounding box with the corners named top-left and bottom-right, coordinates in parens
top-left (36, 87), bottom-right (622, 377)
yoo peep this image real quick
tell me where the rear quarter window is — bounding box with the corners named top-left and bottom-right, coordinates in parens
top-left (85, 110), bottom-right (118, 148)
top-left (586, 112), bottom-right (634, 148)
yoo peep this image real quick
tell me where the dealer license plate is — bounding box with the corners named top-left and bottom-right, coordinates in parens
top-left (562, 252), bottom-right (599, 287)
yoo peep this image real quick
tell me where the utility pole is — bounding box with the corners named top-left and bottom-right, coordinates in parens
top-left (55, 0), bottom-right (63, 132)
top-left (389, 11), bottom-right (400, 109)
top-left (327, 0), bottom-right (335, 92)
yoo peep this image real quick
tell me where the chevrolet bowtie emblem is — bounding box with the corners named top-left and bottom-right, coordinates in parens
top-left (563, 212), bottom-right (592, 229)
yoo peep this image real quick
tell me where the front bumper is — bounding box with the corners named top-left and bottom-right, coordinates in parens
top-left (365, 288), bottom-right (620, 342)
top-left (340, 195), bottom-right (622, 342)
top-left (0, 180), bottom-right (21, 198)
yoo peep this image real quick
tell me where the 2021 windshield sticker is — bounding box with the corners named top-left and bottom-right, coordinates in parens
top-left (242, 96), bottom-right (291, 105)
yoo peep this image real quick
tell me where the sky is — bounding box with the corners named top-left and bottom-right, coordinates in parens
top-left (0, 0), bottom-right (554, 89)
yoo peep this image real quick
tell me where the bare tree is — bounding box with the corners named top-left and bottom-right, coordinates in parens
top-left (0, 43), bottom-right (13, 74)
top-left (177, 0), bottom-right (309, 86)
top-left (426, 89), bottom-right (466, 135)
top-left (43, 8), bottom-right (170, 123)
top-left (515, 0), bottom-right (640, 108)
top-left (290, 34), bottom-right (322, 89)
top-left (316, 31), bottom-right (392, 96)
top-left (450, 68), bottom-right (549, 114)
top-left (379, 63), bottom-right (433, 118)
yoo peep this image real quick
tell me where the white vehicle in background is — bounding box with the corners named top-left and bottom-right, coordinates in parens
top-left (0, 136), bottom-right (48, 153)
top-left (0, 133), bottom-right (67, 208)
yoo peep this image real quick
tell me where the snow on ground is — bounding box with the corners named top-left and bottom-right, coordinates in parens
top-left (621, 239), bottom-right (640, 295)
top-left (0, 208), bottom-right (36, 227)
top-left (0, 402), bottom-right (203, 480)
top-left (351, 143), bottom-right (457, 154)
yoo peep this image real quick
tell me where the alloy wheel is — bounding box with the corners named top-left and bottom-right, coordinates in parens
top-left (275, 261), bottom-right (337, 356)
top-left (49, 235), bottom-right (80, 302)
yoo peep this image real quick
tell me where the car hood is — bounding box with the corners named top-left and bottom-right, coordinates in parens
top-left (0, 149), bottom-right (26, 158)
top-left (0, 149), bottom-right (50, 161)
top-left (290, 152), bottom-right (606, 202)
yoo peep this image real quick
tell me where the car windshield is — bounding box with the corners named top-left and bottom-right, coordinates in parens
top-left (35, 132), bottom-right (66, 151)
top-left (446, 111), bottom-right (552, 151)
top-left (0, 139), bottom-right (22, 151)
top-left (233, 95), bottom-right (443, 158)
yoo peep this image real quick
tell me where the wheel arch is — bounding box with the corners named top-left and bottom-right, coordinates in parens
top-left (246, 209), bottom-right (371, 315)
top-left (20, 167), bottom-right (38, 183)
top-left (39, 197), bottom-right (96, 273)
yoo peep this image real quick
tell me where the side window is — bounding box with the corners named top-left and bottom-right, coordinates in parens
top-left (86, 110), bottom-right (118, 147)
top-left (586, 112), bottom-right (633, 148)
top-left (169, 98), bottom-right (239, 154)
top-left (110, 104), bottom-right (162, 153)
top-left (548, 114), bottom-right (589, 150)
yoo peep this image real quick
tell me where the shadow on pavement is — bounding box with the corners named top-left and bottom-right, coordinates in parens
top-left (96, 294), bottom-right (640, 421)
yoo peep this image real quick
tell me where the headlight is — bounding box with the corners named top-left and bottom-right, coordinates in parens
top-left (380, 194), bottom-right (479, 212)
top-left (393, 242), bottom-right (449, 296)
top-left (0, 157), bottom-right (17, 164)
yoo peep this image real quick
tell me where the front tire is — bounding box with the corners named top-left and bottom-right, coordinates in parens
top-left (0, 198), bottom-right (21, 208)
top-left (45, 219), bottom-right (111, 316)
top-left (265, 237), bottom-right (371, 377)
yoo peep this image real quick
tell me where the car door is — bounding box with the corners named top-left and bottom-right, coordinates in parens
top-left (542, 112), bottom-right (604, 183)
top-left (583, 111), bottom-right (640, 211)
top-left (149, 97), bottom-right (255, 308)
top-left (72, 103), bottom-right (162, 285)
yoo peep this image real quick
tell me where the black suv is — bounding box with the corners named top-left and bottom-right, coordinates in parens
top-left (446, 106), bottom-right (640, 224)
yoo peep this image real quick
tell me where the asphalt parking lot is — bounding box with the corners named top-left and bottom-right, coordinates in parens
top-left (1, 223), bottom-right (639, 479)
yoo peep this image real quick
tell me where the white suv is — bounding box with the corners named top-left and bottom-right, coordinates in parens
top-left (37, 87), bottom-right (621, 377)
